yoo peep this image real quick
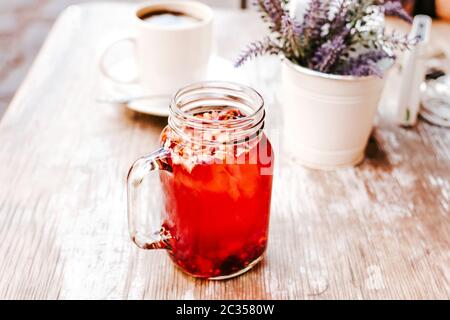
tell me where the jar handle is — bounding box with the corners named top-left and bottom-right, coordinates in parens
top-left (127, 148), bottom-right (172, 250)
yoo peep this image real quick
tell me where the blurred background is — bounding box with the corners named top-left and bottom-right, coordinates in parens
top-left (0, 0), bottom-right (245, 118)
top-left (0, 0), bottom-right (449, 119)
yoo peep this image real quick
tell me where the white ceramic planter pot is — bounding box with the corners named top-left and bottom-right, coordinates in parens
top-left (281, 59), bottom-right (387, 170)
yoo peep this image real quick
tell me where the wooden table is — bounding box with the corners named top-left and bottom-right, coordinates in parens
top-left (0, 3), bottom-right (449, 300)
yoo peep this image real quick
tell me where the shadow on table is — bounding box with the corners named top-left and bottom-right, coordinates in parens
top-left (363, 130), bottom-right (392, 171)
top-left (121, 108), bottom-right (168, 130)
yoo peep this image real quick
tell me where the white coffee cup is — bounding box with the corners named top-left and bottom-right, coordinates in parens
top-left (99, 1), bottom-right (213, 95)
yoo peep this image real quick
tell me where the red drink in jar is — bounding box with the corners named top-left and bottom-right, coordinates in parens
top-left (160, 108), bottom-right (273, 278)
top-left (127, 82), bottom-right (274, 279)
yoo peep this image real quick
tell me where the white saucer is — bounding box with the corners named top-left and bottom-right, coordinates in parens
top-left (101, 55), bottom-right (250, 117)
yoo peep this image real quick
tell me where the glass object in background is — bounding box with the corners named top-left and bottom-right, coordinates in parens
top-left (127, 81), bottom-right (274, 279)
top-left (421, 70), bottom-right (450, 127)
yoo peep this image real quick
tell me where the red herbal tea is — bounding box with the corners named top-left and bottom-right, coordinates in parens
top-left (159, 109), bottom-right (273, 278)
top-left (127, 82), bottom-right (274, 279)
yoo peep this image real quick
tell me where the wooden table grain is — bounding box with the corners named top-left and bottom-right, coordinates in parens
top-left (0, 3), bottom-right (449, 300)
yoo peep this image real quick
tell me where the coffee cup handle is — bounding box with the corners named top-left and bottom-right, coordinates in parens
top-left (98, 37), bottom-right (139, 84)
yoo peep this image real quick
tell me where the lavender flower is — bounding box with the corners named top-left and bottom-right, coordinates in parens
top-left (309, 28), bottom-right (349, 73)
top-left (301, 0), bottom-right (329, 43)
top-left (234, 37), bottom-right (281, 67)
top-left (340, 50), bottom-right (392, 76)
top-left (347, 61), bottom-right (383, 76)
top-left (329, 0), bottom-right (350, 32)
top-left (254, 0), bottom-right (287, 32)
top-left (236, 0), bottom-right (414, 77)
top-left (382, 29), bottom-right (416, 51)
top-left (281, 14), bottom-right (303, 59)
top-left (381, 0), bottom-right (413, 23)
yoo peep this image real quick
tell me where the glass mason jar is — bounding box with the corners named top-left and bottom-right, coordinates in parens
top-left (127, 81), bottom-right (274, 280)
